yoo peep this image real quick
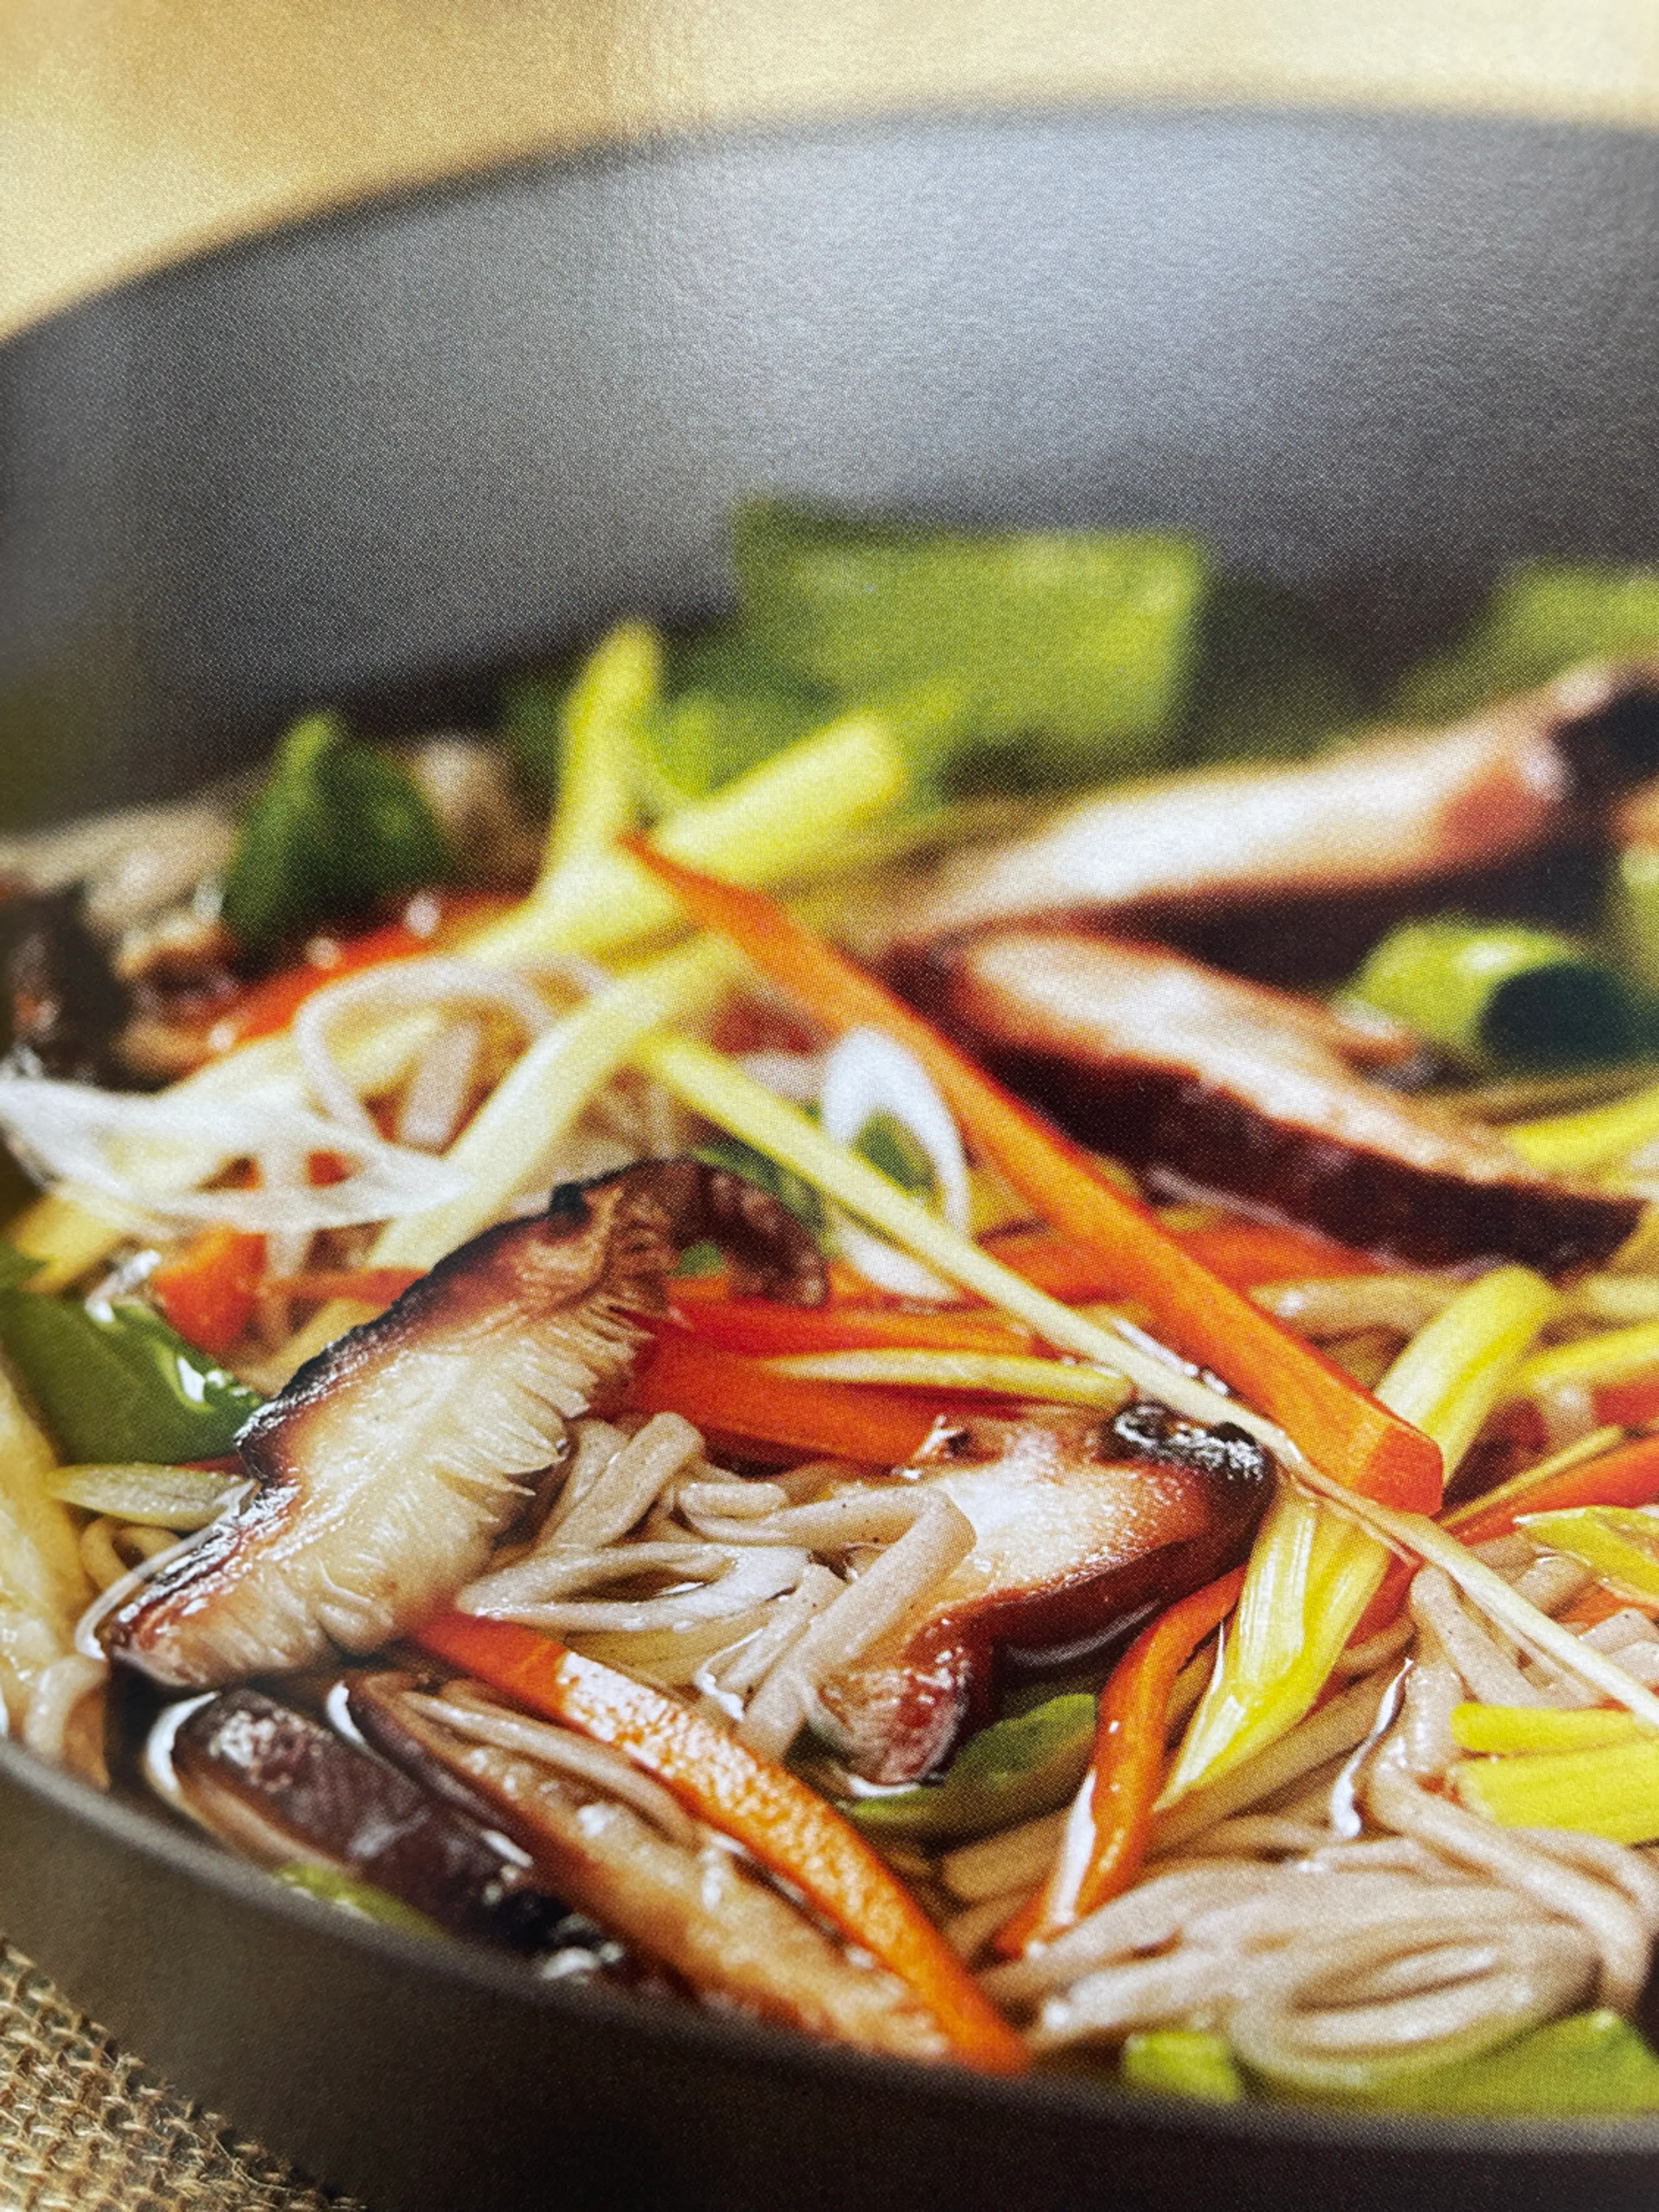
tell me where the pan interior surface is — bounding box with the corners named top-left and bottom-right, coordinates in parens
top-left (0, 103), bottom-right (1658, 2212)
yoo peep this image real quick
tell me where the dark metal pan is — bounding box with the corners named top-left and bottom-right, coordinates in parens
top-left (2, 105), bottom-right (1659, 2211)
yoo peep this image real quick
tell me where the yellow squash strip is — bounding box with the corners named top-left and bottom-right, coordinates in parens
top-left (1456, 1738), bottom-right (1659, 1842)
top-left (1450, 1703), bottom-right (1644, 1755)
top-left (1442, 1424), bottom-right (1628, 1536)
top-left (1516, 1320), bottom-right (1659, 1404)
top-left (766, 1347), bottom-right (1133, 1412)
top-left (1508, 1080), bottom-right (1659, 1177)
top-left (1515, 1505), bottom-right (1659, 1605)
top-left (1316, 1486), bottom-right (1659, 1732)
top-left (276, 937), bottom-right (740, 1372)
top-left (1163, 1266), bottom-right (1560, 1798)
top-left (542, 620), bottom-right (655, 872)
top-left (1377, 1264), bottom-right (1562, 1474)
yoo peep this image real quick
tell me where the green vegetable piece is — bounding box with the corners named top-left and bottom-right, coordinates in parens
top-left (850, 1110), bottom-right (937, 1197)
top-left (1182, 576), bottom-right (1363, 764)
top-left (733, 499), bottom-right (1210, 790)
top-left (1396, 561), bottom-right (1659, 724)
top-left (273, 1862), bottom-right (443, 1940)
top-left (648, 624), bottom-right (832, 800)
top-left (0, 1291), bottom-right (262, 1463)
top-left (1345, 2010), bottom-right (1659, 2114)
top-left (221, 710), bottom-right (453, 953)
top-left (1122, 2031), bottom-right (1245, 2104)
top-left (1350, 916), bottom-right (1637, 1071)
top-left (48, 1461), bottom-right (238, 1529)
top-left (843, 1692), bottom-right (1096, 1844)
top-left (1516, 1503), bottom-right (1659, 1604)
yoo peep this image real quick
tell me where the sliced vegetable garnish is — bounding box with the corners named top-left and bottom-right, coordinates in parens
top-left (626, 1338), bottom-right (944, 1465)
top-left (1516, 1505), bottom-right (1659, 1605)
top-left (149, 1226), bottom-right (266, 1358)
top-left (1373, 1264), bottom-right (1560, 1477)
top-left (48, 1462), bottom-right (240, 1530)
top-left (1449, 1704), bottom-right (1644, 1756)
top-left (766, 1349), bottom-right (1131, 1415)
top-left (1120, 2030), bottom-right (1245, 2105)
top-left (222, 711), bottom-right (453, 954)
top-left (1001, 1565), bottom-right (1245, 1951)
top-left (273, 1862), bottom-right (445, 1940)
top-left (1395, 558), bottom-right (1659, 721)
top-left (0, 1292), bottom-right (261, 1463)
top-left (412, 1613), bottom-right (1027, 2071)
top-left (1515, 1321), bottom-right (1659, 1416)
top-left (622, 845), bottom-right (1443, 1512)
top-left (542, 621), bottom-right (658, 870)
top-left (1455, 1737), bottom-right (1659, 1843)
top-left (668, 1290), bottom-right (1031, 1359)
top-left (733, 499), bottom-right (1210, 784)
top-left (841, 1694), bottom-right (1096, 1845)
top-left (1166, 1266), bottom-right (1558, 1798)
top-left (1351, 917), bottom-right (1636, 1071)
top-left (1169, 1218), bottom-right (1380, 1290)
top-left (1442, 1424), bottom-right (1647, 1545)
top-left (1161, 1492), bottom-right (1386, 1798)
top-left (1508, 1079), bottom-right (1659, 1178)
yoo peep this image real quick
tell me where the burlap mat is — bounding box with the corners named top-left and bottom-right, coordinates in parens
top-left (0, 1941), bottom-right (364, 2212)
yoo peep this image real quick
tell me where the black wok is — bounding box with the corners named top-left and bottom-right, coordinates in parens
top-left (1, 105), bottom-right (1659, 2212)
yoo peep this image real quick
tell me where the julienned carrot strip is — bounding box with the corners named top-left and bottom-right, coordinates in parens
top-left (626, 1336), bottom-right (946, 1465)
top-left (413, 1614), bottom-right (1026, 2070)
top-left (996, 1567), bottom-right (1247, 1955)
top-left (667, 1295), bottom-right (1032, 1359)
top-left (623, 843), bottom-right (1442, 1512)
top-left (1558, 1582), bottom-right (1659, 1630)
top-left (149, 1227), bottom-right (266, 1357)
top-left (1446, 1431), bottom-right (1659, 1547)
top-left (1171, 1220), bottom-right (1382, 1290)
top-left (1348, 1555), bottom-right (1414, 1646)
top-left (1598, 1375), bottom-right (1659, 1428)
top-left (975, 1228), bottom-right (1121, 1303)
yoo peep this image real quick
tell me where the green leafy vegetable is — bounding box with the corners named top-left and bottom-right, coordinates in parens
top-left (1395, 561), bottom-right (1659, 723)
top-left (1121, 2031), bottom-right (1245, 2104)
top-left (842, 1693), bottom-right (1096, 1844)
top-left (1182, 575), bottom-right (1363, 764)
top-left (732, 498), bottom-right (1210, 790)
top-left (221, 710), bottom-right (453, 953)
top-left (0, 1241), bottom-right (42, 1290)
top-left (0, 1291), bottom-right (262, 1463)
top-left (1350, 916), bottom-right (1640, 1070)
top-left (646, 625), bottom-right (832, 800)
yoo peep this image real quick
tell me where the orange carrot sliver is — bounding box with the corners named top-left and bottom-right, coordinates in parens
top-left (413, 1614), bottom-right (1026, 2070)
top-left (1445, 1430), bottom-right (1659, 1547)
top-left (1173, 1219), bottom-right (1381, 1290)
top-left (627, 1336), bottom-right (945, 1465)
top-left (149, 1226), bottom-right (265, 1358)
top-left (669, 1295), bottom-right (1031, 1359)
top-left (1597, 1376), bottom-right (1659, 1428)
top-left (996, 1566), bottom-right (1246, 1955)
top-left (623, 841), bottom-right (1442, 1512)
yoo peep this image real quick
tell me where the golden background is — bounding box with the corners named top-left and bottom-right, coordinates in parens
top-left (4, 0), bottom-right (1659, 342)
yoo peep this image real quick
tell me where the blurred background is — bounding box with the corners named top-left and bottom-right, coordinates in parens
top-left (4, 0), bottom-right (1659, 342)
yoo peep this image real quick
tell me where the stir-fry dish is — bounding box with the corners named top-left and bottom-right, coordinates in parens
top-left (17, 505), bottom-right (1659, 2110)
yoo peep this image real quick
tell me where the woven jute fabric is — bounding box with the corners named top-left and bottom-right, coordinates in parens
top-left (0, 1940), bottom-right (363, 2212)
